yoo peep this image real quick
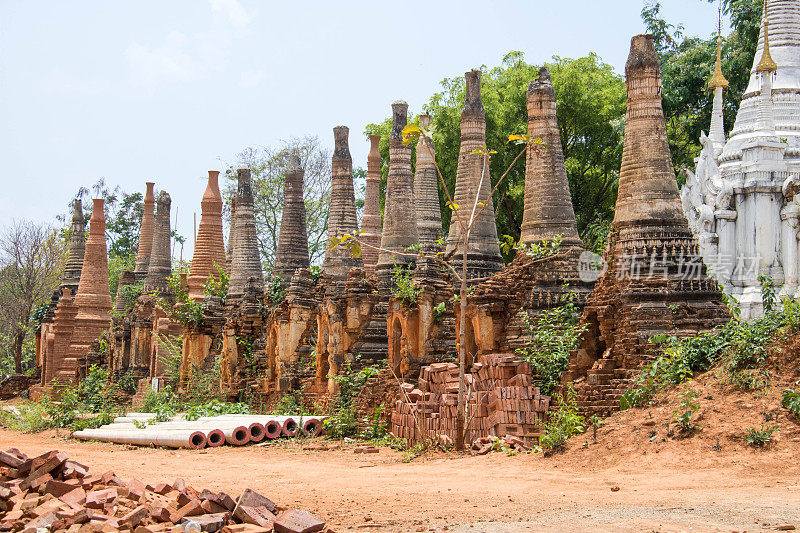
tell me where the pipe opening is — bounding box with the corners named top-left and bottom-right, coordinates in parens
top-left (303, 419), bottom-right (321, 436)
top-left (207, 430), bottom-right (224, 447)
top-left (233, 428), bottom-right (248, 444)
top-left (190, 433), bottom-right (206, 449)
top-left (265, 421), bottom-right (281, 438)
top-left (249, 423), bottom-right (265, 442)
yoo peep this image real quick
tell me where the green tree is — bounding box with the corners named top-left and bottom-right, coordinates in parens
top-left (366, 52), bottom-right (625, 258)
top-left (641, 0), bottom-right (761, 180)
top-left (222, 136), bottom-right (332, 275)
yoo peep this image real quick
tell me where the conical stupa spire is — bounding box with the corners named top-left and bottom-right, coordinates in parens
top-left (414, 113), bottom-right (443, 245)
top-left (61, 199), bottom-right (86, 291)
top-left (377, 101), bottom-right (419, 289)
top-left (228, 168), bottom-right (264, 299)
top-left (520, 67), bottom-right (583, 247)
top-left (143, 191), bottom-right (172, 295)
top-left (74, 199), bottom-right (113, 317)
top-left (708, 34), bottom-right (728, 153)
top-left (322, 126), bottom-right (362, 283)
top-left (614, 35), bottom-right (686, 228)
top-left (360, 134), bottom-right (383, 275)
top-left (444, 69), bottom-right (503, 278)
top-left (133, 182), bottom-right (156, 282)
top-left (273, 154), bottom-right (310, 286)
top-left (226, 196), bottom-right (237, 275)
top-left (188, 171), bottom-right (227, 301)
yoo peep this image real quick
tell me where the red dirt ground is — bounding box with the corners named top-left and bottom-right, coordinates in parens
top-left (2, 422), bottom-right (799, 532)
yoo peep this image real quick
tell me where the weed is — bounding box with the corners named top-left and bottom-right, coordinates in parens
top-left (539, 385), bottom-right (586, 451)
top-left (781, 389), bottom-right (800, 417)
top-left (744, 424), bottom-right (777, 447)
top-left (672, 385), bottom-right (701, 437)
top-left (391, 264), bottom-right (422, 305)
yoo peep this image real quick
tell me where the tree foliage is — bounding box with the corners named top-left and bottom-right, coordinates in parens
top-left (222, 136), bottom-right (332, 275)
top-left (366, 52), bottom-right (625, 257)
top-left (0, 221), bottom-right (64, 374)
top-left (642, 0), bottom-right (761, 180)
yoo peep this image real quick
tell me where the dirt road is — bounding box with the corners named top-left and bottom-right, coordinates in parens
top-left (2, 429), bottom-right (799, 532)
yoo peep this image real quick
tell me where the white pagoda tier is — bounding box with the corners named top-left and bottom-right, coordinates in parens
top-left (683, 0), bottom-right (800, 318)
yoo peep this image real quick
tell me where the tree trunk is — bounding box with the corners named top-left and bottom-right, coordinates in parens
top-left (12, 329), bottom-right (25, 374)
top-left (455, 233), bottom-right (469, 451)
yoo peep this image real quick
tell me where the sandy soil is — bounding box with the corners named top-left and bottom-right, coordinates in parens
top-left (2, 428), bottom-right (799, 532)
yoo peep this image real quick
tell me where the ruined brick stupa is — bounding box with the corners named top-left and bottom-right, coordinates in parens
top-left (321, 126), bottom-right (362, 289)
top-left (445, 69), bottom-right (504, 279)
top-left (376, 101), bottom-right (419, 291)
top-left (566, 35), bottom-right (729, 416)
top-left (360, 134), bottom-right (383, 276)
top-left (57, 199), bottom-right (113, 384)
top-left (133, 182), bottom-right (156, 282)
top-left (520, 67), bottom-right (583, 248)
top-left (143, 191), bottom-right (172, 296)
top-left (188, 171), bottom-right (227, 301)
top-left (273, 154), bottom-right (310, 286)
top-left (414, 113), bottom-right (443, 246)
top-left (228, 168), bottom-right (264, 300)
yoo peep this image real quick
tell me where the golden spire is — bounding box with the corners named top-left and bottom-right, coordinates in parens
top-left (757, 7), bottom-right (778, 73)
top-left (709, 36), bottom-right (729, 89)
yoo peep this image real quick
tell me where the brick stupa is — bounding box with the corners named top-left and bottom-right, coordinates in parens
top-left (228, 168), bottom-right (264, 300)
top-left (143, 191), bottom-right (172, 295)
top-left (273, 154), bottom-right (310, 286)
top-left (133, 182), bottom-right (156, 282)
top-left (188, 171), bottom-right (227, 301)
top-left (62, 199), bottom-right (87, 291)
top-left (57, 199), bottom-right (113, 385)
top-left (321, 126), bottom-right (362, 287)
top-left (520, 67), bottom-right (583, 248)
top-left (226, 196), bottom-right (237, 275)
top-left (360, 134), bottom-right (383, 276)
top-left (414, 113), bottom-right (443, 246)
top-left (445, 69), bottom-right (503, 278)
top-left (565, 35), bottom-right (729, 416)
top-left (376, 101), bottom-right (419, 291)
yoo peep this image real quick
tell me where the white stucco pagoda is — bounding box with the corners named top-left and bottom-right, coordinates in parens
top-left (682, 0), bottom-right (800, 318)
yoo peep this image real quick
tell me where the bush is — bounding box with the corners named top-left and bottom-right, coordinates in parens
top-left (671, 385), bottom-right (701, 436)
top-left (391, 264), bottom-right (422, 305)
top-left (517, 291), bottom-right (586, 395)
top-left (539, 385), bottom-right (585, 451)
top-left (323, 364), bottom-right (380, 439)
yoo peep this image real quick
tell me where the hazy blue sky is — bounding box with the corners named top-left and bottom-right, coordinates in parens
top-left (0, 0), bottom-right (727, 258)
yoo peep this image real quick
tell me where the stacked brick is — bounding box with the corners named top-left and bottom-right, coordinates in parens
top-left (391, 354), bottom-right (549, 446)
top-left (376, 101), bottom-right (419, 292)
top-left (444, 69), bottom-right (503, 279)
top-left (133, 182), bottom-right (156, 282)
top-left (0, 448), bottom-right (328, 532)
top-left (273, 155), bottom-right (310, 287)
top-left (359, 134), bottom-right (383, 276)
top-left (143, 191), bottom-right (172, 296)
top-left (187, 171), bottom-right (227, 301)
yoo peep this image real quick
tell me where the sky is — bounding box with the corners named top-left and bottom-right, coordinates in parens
top-left (0, 0), bottom-right (728, 259)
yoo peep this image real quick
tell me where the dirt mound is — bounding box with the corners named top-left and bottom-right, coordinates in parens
top-left (557, 330), bottom-right (800, 465)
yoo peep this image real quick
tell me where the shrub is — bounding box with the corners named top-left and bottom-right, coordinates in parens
top-left (671, 385), bottom-right (701, 436)
top-left (391, 264), bottom-right (422, 305)
top-left (517, 291), bottom-right (586, 395)
top-left (203, 265), bottom-right (229, 300)
top-left (539, 385), bottom-right (585, 451)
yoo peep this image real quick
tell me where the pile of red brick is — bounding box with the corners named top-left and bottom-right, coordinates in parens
top-left (391, 353), bottom-right (550, 446)
top-left (0, 448), bottom-right (329, 533)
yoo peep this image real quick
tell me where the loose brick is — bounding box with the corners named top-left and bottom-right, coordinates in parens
top-left (273, 510), bottom-right (325, 533)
